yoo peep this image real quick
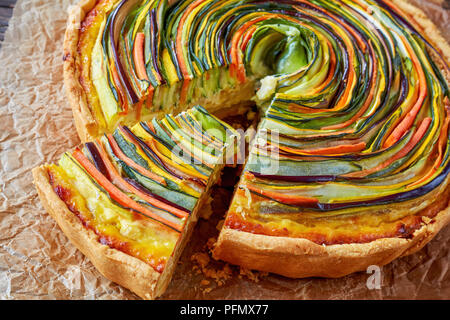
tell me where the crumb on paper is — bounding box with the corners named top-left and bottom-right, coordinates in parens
top-left (191, 252), bottom-right (233, 287)
top-left (206, 237), bottom-right (216, 251)
top-left (238, 267), bottom-right (269, 283)
top-left (201, 287), bottom-right (213, 294)
top-left (199, 197), bottom-right (214, 220)
top-left (191, 252), bottom-right (210, 270)
top-left (200, 279), bottom-right (210, 286)
top-left (190, 237), bottom-right (269, 293)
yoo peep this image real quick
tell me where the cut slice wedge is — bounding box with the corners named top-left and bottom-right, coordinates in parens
top-left (32, 106), bottom-right (239, 299)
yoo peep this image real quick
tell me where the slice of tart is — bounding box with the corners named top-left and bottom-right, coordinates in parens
top-left (32, 106), bottom-right (239, 299)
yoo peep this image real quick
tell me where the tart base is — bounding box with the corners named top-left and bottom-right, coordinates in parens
top-left (213, 185), bottom-right (450, 278)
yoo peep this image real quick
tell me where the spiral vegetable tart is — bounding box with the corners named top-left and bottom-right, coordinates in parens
top-left (33, 107), bottom-right (238, 299)
top-left (51, 0), bottom-right (450, 293)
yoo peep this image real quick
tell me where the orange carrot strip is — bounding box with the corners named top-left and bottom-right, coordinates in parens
top-left (322, 42), bottom-right (377, 130)
top-left (179, 78), bottom-right (190, 105)
top-left (135, 99), bottom-right (144, 122)
top-left (383, 35), bottom-right (427, 148)
top-left (235, 25), bottom-right (257, 83)
top-left (344, 117), bottom-right (432, 178)
top-left (408, 112), bottom-right (450, 187)
top-left (133, 32), bottom-right (149, 81)
top-left (72, 148), bottom-right (183, 232)
top-left (244, 171), bottom-right (255, 180)
top-left (353, 0), bottom-right (370, 12)
top-left (229, 15), bottom-right (273, 83)
top-left (332, 47), bottom-right (355, 111)
top-left (175, 0), bottom-right (203, 79)
top-left (278, 141), bottom-right (367, 155)
top-left (145, 86), bottom-right (154, 110)
top-left (240, 25), bottom-right (257, 52)
top-left (311, 41), bottom-right (336, 94)
top-left (145, 120), bottom-right (156, 133)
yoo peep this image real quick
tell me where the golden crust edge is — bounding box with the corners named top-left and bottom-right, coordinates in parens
top-left (32, 166), bottom-right (162, 300)
top-left (63, 0), bottom-right (99, 143)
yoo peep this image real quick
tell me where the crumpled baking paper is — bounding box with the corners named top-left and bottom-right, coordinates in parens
top-left (0, 0), bottom-right (449, 300)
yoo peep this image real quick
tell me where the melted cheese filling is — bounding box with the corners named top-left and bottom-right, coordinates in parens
top-left (47, 161), bottom-right (178, 272)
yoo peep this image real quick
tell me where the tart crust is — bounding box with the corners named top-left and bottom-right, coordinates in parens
top-left (63, 0), bottom-right (99, 143)
top-left (60, 0), bottom-right (450, 285)
top-left (32, 166), bottom-right (161, 299)
top-left (213, 185), bottom-right (450, 278)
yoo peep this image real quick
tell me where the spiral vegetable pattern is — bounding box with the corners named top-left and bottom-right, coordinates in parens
top-left (77, 0), bottom-right (449, 244)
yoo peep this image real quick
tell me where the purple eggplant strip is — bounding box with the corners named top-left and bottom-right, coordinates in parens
top-left (85, 142), bottom-right (111, 181)
top-left (150, 8), bottom-right (166, 85)
top-left (247, 159), bottom-right (450, 212)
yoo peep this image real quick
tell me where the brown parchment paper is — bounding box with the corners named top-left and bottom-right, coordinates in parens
top-left (0, 0), bottom-right (449, 300)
